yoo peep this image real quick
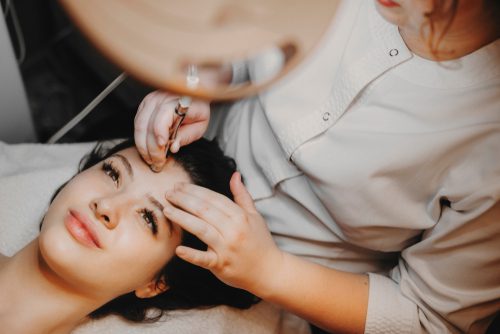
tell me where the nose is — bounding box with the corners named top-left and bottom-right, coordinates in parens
top-left (90, 197), bottom-right (119, 229)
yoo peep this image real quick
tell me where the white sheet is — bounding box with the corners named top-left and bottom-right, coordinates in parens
top-left (0, 141), bottom-right (310, 334)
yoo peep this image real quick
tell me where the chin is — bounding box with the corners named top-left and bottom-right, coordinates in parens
top-left (38, 224), bottom-right (126, 299)
top-left (39, 224), bottom-right (95, 292)
top-left (375, 3), bottom-right (407, 27)
top-left (39, 224), bottom-right (74, 271)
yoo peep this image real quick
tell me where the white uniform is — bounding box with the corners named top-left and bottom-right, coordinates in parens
top-left (208, 1), bottom-right (500, 333)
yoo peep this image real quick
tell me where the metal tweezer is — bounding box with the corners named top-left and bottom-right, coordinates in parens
top-left (165, 96), bottom-right (191, 158)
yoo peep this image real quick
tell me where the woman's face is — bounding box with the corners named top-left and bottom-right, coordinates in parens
top-left (39, 147), bottom-right (189, 300)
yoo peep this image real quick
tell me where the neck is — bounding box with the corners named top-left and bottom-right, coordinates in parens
top-left (400, 2), bottom-right (499, 60)
top-left (0, 240), bottom-right (104, 334)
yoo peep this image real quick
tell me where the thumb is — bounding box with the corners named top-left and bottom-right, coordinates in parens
top-left (230, 172), bottom-right (257, 213)
top-left (170, 122), bottom-right (208, 153)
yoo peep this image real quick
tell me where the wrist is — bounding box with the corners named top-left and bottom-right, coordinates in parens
top-left (250, 248), bottom-right (288, 300)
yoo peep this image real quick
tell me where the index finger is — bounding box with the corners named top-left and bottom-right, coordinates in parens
top-left (134, 99), bottom-right (155, 164)
top-left (165, 185), bottom-right (233, 234)
top-left (171, 182), bottom-right (243, 219)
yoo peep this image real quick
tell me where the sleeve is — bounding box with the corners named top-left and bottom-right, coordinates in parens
top-left (365, 196), bottom-right (500, 334)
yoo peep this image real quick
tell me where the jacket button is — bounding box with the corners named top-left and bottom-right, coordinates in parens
top-left (322, 112), bottom-right (331, 121)
top-left (389, 48), bottom-right (399, 57)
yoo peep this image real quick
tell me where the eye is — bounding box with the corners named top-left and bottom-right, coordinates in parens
top-left (102, 161), bottom-right (120, 186)
top-left (139, 208), bottom-right (158, 235)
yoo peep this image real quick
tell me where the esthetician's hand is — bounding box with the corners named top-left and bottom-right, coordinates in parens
top-left (163, 172), bottom-right (284, 295)
top-left (135, 90), bottom-right (210, 171)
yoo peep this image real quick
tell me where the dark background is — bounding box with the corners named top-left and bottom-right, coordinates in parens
top-left (2, 0), bottom-right (154, 143)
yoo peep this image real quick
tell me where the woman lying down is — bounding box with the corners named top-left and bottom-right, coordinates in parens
top-left (0, 138), bottom-right (258, 334)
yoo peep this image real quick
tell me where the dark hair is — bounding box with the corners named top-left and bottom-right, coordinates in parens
top-left (51, 138), bottom-right (259, 322)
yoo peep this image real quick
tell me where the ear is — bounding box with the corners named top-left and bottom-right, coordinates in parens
top-left (134, 277), bottom-right (169, 299)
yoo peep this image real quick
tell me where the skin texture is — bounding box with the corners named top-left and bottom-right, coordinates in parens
top-left (0, 148), bottom-right (190, 333)
top-left (375, 0), bottom-right (499, 60)
top-left (40, 147), bottom-right (189, 299)
top-left (135, 1), bottom-right (499, 332)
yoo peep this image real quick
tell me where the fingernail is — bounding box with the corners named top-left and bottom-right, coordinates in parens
top-left (172, 141), bottom-right (180, 153)
top-left (150, 164), bottom-right (162, 173)
top-left (165, 190), bottom-right (174, 198)
top-left (176, 246), bottom-right (186, 257)
top-left (234, 171), bottom-right (242, 184)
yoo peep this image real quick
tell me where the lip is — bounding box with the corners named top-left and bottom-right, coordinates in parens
top-left (377, 0), bottom-right (401, 8)
top-left (65, 210), bottom-right (101, 249)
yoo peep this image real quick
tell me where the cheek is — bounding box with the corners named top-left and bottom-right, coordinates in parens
top-left (43, 188), bottom-right (71, 229)
top-left (39, 229), bottom-right (177, 298)
top-left (39, 221), bottom-right (104, 296)
top-left (43, 175), bottom-right (96, 228)
top-left (104, 231), bottom-right (180, 286)
top-left (39, 192), bottom-right (86, 280)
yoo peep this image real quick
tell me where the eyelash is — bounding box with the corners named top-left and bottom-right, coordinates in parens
top-left (139, 209), bottom-right (159, 235)
top-left (102, 161), bottom-right (120, 186)
top-left (102, 160), bottom-right (158, 235)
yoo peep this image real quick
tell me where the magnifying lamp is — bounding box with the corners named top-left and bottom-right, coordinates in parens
top-left (58, 0), bottom-right (341, 100)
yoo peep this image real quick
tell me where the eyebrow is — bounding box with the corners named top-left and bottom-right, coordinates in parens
top-left (147, 195), bottom-right (173, 233)
top-left (112, 154), bottom-right (134, 178)
top-left (111, 154), bottom-right (173, 233)
top-left (147, 194), bottom-right (164, 212)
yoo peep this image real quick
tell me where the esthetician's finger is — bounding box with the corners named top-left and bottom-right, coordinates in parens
top-left (230, 172), bottom-right (258, 213)
top-left (134, 97), bottom-right (156, 164)
top-left (152, 98), bottom-right (177, 147)
top-left (174, 182), bottom-right (237, 212)
top-left (148, 99), bottom-right (179, 170)
top-left (169, 100), bottom-right (210, 153)
top-left (163, 201), bottom-right (221, 246)
top-left (165, 186), bottom-right (233, 233)
top-left (168, 183), bottom-right (243, 228)
top-left (171, 121), bottom-right (209, 154)
top-left (145, 109), bottom-right (167, 172)
top-left (176, 246), bottom-right (218, 270)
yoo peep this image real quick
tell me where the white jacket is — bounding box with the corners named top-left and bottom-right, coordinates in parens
top-left (209, 1), bottom-right (500, 333)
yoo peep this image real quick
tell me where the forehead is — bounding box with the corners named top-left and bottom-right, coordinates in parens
top-left (109, 147), bottom-right (191, 189)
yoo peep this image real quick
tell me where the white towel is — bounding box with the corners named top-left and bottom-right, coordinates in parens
top-left (0, 141), bottom-right (309, 334)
